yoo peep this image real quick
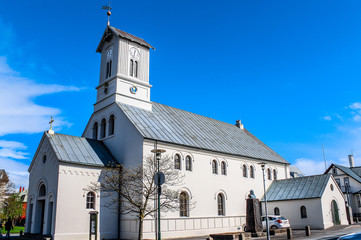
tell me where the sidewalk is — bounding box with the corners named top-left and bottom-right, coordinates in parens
top-left (174, 223), bottom-right (361, 240)
top-left (254, 224), bottom-right (361, 240)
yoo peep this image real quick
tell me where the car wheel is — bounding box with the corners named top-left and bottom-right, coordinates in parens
top-left (271, 225), bottom-right (278, 230)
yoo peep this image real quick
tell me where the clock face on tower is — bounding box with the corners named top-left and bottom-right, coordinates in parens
top-left (129, 47), bottom-right (140, 60)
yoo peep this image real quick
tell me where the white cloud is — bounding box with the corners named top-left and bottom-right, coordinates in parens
top-left (293, 158), bottom-right (327, 176)
top-left (0, 140), bottom-right (29, 159)
top-left (293, 156), bottom-right (353, 176)
top-left (349, 102), bottom-right (361, 110)
top-left (0, 57), bottom-right (80, 136)
top-left (323, 115), bottom-right (332, 121)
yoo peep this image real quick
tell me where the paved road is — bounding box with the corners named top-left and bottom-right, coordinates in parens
top-left (173, 224), bottom-right (361, 240)
top-left (256, 224), bottom-right (361, 240)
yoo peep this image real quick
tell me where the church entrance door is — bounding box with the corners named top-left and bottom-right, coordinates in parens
top-left (331, 200), bottom-right (340, 225)
top-left (46, 202), bottom-right (53, 234)
top-left (36, 200), bottom-right (45, 234)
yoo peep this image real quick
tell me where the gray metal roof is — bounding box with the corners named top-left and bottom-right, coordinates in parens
top-left (118, 102), bottom-right (288, 164)
top-left (333, 164), bottom-right (361, 184)
top-left (110, 26), bottom-right (154, 49)
top-left (262, 174), bottom-right (331, 202)
top-left (46, 132), bottom-right (115, 167)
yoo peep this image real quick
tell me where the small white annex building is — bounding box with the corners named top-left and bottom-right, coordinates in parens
top-left (262, 174), bottom-right (348, 229)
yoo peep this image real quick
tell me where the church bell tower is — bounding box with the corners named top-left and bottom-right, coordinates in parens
top-left (94, 25), bottom-right (154, 112)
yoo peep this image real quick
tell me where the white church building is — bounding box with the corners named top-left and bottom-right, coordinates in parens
top-left (24, 24), bottom-right (347, 240)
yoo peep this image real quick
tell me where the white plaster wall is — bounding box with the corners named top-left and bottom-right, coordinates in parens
top-left (262, 177), bottom-right (348, 230)
top-left (134, 140), bottom-right (288, 239)
top-left (54, 164), bottom-right (117, 240)
top-left (26, 135), bottom-right (59, 235)
top-left (320, 177), bottom-right (348, 229)
top-left (82, 103), bottom-right (144, 168)
top-left (263, 199), bottom-right (324, 229)
top-left (332, 168), bottom-right (361, 215)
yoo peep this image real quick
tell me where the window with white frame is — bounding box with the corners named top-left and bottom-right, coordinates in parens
top-left (273, 169), bottom-right (277, 180)
top-left (217, 193), bottom-right (225, 216)
top-left (250, 165), bottom-right (255, 178)
top-left (212, 160), bottom-right (218, 174)
top-left (221, 161), bottom-right (227, 175)
top-left (86, 192), bottom-right (95, 209)
top-left (243, 165), bottom-right (247, 178)
top-left (185, 155), bottom-right (192, 171)
top-left (179, 191), bottom-right (189, 217)
top-left (100, 118), bottom-right (106, 139)
top-left (300, 206), bottom-right (307, 218)
top-left (267, 168), bottom-right (271, 180)
top-left (174, 154), bottom-right (181, 170)
top-left (93, 122), bottom-right (98, 140)
top-left (108, 115), bottom-right (115, 136)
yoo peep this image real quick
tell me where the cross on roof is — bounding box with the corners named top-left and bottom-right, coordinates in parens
top-left (49, 116), bottom-right (54, 130)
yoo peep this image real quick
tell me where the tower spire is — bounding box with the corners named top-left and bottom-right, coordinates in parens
top-left (101, 2), bottom-right (112, 26)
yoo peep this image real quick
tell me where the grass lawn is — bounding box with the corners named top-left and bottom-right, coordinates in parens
top-left (1, 226), bottom-right (25, 234)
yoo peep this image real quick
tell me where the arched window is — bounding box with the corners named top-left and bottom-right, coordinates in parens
top-left (212, 160), bottom-right (218, 174)
top-left (174, 154), bottom-right (181, 170)
top-left (106, 60), bottom-right (112, 78)
top-left (243, 165), bottom-right (248, 178)
top-left (39, 184), bottom-right (46, 197)
top-left (267, 168), bottom-right (271, 180)
top-left (221, 162), bottom-right (227, 175)
top-left (273, 169), bottom-right (277, 180)
top-left (185, 155), bottom-right (192, 171)
top-left (108, 115), bottom-right (115, 135)
top-left (93, 122), bottom-right (98, 139)
top-left (217, 193), bottom-right (225, 216)
top-left (300, 206), bottom-right (307, 218)
top-left (274, 207), bottom-right (280, 215)
top-left (250, 165), bottom-right (255, 178)
top-left (130, 59), bottom-right (134, 77)
top-left (101, 118), bottom-right (106, 139)
top-left (86, 192), bottom-right (95, 209)
top-left (179, 192), bottom-right (189, 217)
top-left (134, 61), bottom-right (138, 78)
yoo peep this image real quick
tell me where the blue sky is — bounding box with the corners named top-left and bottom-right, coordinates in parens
top-left (1, 0), bottom-right (361, 187)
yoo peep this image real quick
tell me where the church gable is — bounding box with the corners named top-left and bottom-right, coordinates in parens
top-left (28, 132), bottom-right (59, 173)
top-left (96, 26), bottom-right (153, 53)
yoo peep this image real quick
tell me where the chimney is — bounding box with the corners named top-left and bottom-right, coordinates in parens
top-left (19, 186), bottom-right (22, 193)
top-left (236, 120), bottom-right (244, 130)
top-left (349, 155), bottom-right (354, 168)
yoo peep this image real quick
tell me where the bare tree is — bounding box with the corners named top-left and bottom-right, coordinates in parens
top-left (88, 155), bottom-right (186, 240)
top-left (0, 170), bottom-right (16, 219)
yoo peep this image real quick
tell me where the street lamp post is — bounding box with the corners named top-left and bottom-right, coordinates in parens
top-left (258, 162), bottom-right (270, 240)
top-left (151, 148), bottom-right (166, 240)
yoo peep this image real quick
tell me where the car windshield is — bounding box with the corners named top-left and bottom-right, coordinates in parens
top-left (279, 217), bottom-right (287, 220)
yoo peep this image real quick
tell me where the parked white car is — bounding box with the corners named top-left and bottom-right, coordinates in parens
top-left (261, 215), bottom-right (290, 229)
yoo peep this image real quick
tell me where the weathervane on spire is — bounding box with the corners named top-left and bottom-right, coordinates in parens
top-left (102, 1), bottom-right (112, 26)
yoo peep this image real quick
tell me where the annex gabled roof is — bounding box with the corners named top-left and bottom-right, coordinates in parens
top-left (117, 102), bottom-right (288, 164)
top-left (325, 164), bottom-right (361, 184)
top-left (96, 25), bottom-right (154, 52)
top-left (46, 132), bottom-right (115, 167)
top-left (263, 174), bottom-right (331, 201)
